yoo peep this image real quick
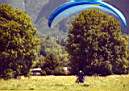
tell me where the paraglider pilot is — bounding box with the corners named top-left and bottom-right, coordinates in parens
top-left (76, 70), bottom-right (85, 83)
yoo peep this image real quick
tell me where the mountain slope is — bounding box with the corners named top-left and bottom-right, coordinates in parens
top-left (0, 0), bottom-right (128, 34)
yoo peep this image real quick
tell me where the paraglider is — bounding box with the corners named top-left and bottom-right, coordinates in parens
top-left (48, 0), bottom-right (127, 28)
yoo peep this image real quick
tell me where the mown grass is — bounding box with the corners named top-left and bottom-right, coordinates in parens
top-left (0, 75), bottom-right (129, 91)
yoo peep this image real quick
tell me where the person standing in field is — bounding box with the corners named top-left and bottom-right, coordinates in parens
top-left (76, 70), bottom-right (85, 83)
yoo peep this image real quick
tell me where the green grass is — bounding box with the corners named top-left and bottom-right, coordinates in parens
top-left (0, 75), bottom-right (129, 91)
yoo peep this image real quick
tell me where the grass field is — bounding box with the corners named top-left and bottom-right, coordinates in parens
top-left (0, 75), bottom-right (129, 91)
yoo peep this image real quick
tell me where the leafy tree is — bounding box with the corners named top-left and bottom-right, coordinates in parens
top-left (35, 36), bottom-right (69, 75)
top-left (40, 53), bottom-right (59, 75)
top-left (0, 4), bottom-right (41, 79)
top-left (66, 9), bottom-right (129, 75)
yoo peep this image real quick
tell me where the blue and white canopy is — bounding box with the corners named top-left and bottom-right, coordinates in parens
top-left (48, 0), bottom-right (127, 29)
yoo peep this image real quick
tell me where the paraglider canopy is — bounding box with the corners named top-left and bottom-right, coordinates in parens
top-left (48, 0), bottom-right (127, 30)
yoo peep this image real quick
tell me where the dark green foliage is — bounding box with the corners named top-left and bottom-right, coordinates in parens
top-left (3, 69), bottom-right (15, 79)
top-left (34, 36), bottom-right (69, 75)
top-left (66, 9), bottom-right (129, 75)
top-left (0, 4), bottom-right (41, 79)
top-left (41, 53), bottom-right (59, 75)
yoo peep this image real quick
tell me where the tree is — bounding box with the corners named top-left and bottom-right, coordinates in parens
top-left (66, 9), bottom-right (129, 75)
top-left (33, 36), bottom-right (69, 75)
top-left (0, 4), bottom-right (41, 79)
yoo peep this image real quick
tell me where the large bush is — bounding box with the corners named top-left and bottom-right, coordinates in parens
top-left (66, 9), bottom-right (129, 75)
top-left (0, 4), bottom-right (41, 79)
